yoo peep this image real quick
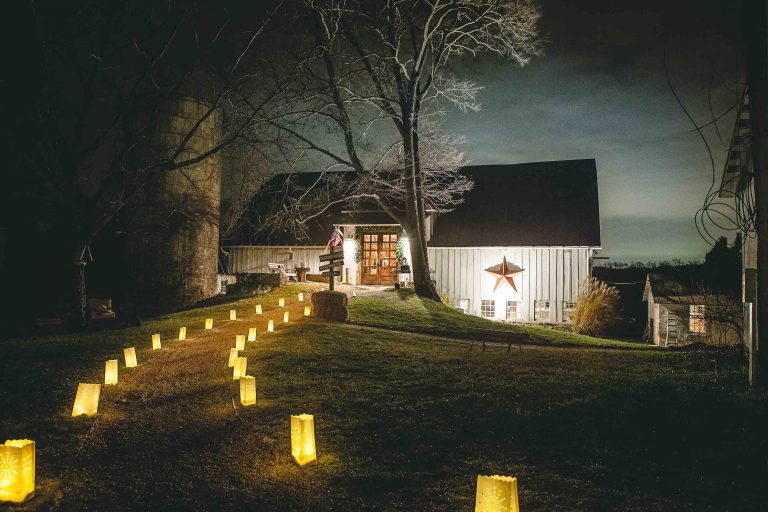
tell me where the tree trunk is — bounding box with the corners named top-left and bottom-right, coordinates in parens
top-left (401, 118), bottom-right (440, 301)
top-left (71, 258), bottom-right (88, 329)
top-left (406, 220), bottom-right (439, 300)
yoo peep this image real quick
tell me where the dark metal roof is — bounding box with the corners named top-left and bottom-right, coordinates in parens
top-left (430, 160), bottom-right (601, 247)
top-left (231, 159), bottom-right (601, 247)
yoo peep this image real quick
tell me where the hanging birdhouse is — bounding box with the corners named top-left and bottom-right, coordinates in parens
top-left (230, 309), bottom-right (237, 320)
top-left (283, 311), bottom-right (289, 323)
top-left (474, 475), bottom-right (519, 512)
top-left (298, 292), bottom-right (304, 302)
top-left (248, 327), bottom-right (257, 342)
top-left (124, 347), bottom-right (137, 368)
top-left (205, 318), bottom-right (214, 330)
top-left (151, 333), bottom-right (161, 350)
top-left (240, 375), bottom-right (256, 406)
top-left (104, 359), bottom-right (118, 386)
top-left (228, 348), bottom-right (240, 367)
top-left (236, 335), bottom-right (246, 351)
top-left (278, 298), bottom-right (285, 307)
top-left (255, 304), bottom-right (262, 314)
top-left (71, 383), bottom-right (101, 417)
top-left (290, 414), bottom-right (317, 466)
top-left (0, 439), bottom-right (35, 503)
top-left (232, 357), bottom-right (247, 380)
top-left (178, 327), bottom-right (187, 341)
top-left (267, 319), bottom-right (274, 332)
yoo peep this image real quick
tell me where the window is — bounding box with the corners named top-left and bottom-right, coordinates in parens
top-left (534, 300), bottom-right (550, 322)
top-left (481, 300), bottom-right (496, 319)
top-left (506, 301), bottom-right (522, 321)
top-left (455, 299), bottom-right (470, 314)
top-left (563, 301), bottom-right (577, 323)
top-left (689, 305), bottom-right (706, 335)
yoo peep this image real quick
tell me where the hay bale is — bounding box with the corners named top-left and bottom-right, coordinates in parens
top-left (311, 290), bottom-right (348, 321)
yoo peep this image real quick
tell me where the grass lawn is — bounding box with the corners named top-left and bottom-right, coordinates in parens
top-left (348, 288), bottom-right (648, 348)
top-left (1, 284), bottom-right (766, 511)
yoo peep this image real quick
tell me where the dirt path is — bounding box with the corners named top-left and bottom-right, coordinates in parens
top-left (56, 293), bottom-right (314, 510)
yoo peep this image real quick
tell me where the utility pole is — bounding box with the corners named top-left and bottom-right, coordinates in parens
top-left (743, 0), bottom-right (768, 386)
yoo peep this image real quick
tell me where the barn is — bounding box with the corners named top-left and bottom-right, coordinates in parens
top-left (225, 159), bottom-right (602, 323)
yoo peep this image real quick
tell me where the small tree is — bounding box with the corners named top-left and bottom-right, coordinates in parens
top-left (571, 278), bottom-right (620, 335)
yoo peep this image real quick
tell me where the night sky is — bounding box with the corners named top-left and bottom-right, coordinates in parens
top-left (445, 0), bottom-right (742, 263)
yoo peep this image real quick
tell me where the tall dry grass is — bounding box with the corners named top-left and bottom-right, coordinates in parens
top-left (571, 278), bottom-right (620, 335)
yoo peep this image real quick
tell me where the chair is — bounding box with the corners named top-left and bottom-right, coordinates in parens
top-left (268, 263), bottom-right (298, 282)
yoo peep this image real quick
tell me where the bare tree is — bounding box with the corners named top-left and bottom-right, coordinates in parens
top-left (5, 1), bottom-right (283, 327)
top-left (247, 0), bottom-right (542, 299)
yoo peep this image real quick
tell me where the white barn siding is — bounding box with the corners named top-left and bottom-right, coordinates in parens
top-left (227, 246), bottom-right (326, 274)
top-left (428, 247), bottom-right (592, 322)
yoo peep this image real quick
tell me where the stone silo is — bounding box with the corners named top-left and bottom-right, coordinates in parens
top-left (125, 94), bottom-right (222, 316)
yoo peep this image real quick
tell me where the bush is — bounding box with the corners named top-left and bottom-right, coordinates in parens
top-left (571, 278), bottom-right (620, 335)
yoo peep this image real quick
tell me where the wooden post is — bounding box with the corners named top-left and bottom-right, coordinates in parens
top-left (329, 245), bottom-right (335, 291)
top-left (744, 0), bottom-right (768, 387)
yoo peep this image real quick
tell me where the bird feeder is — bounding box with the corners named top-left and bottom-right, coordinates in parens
top-left (0, 439), bottom-right (35, 503)
top-left (232, 357), bottom-right (247, 380)
top-left (152, 333), bottom-right (161, 350)
top-left (230, 309), bottom-right (237, 320)
top-left (267, 319), bottom-right (274, 332)
top-left (290, 414), bottom-right (317, 466)
top-left (298, 292), bottom-right (304, 302)
top-left (304, 306), bottom-right (311, 317)
top-left (474, 475), bottom-right (519, 512)
top-left (228, 348), bottom-right (240, 367)
top-left (248, 327), bottom-right (257, 342)
top-left (255, 304), bottom-right (262, 314)
top-left (240, 375), bottom-right (256, 406)
top-left (124, 347), bottom-right (137, 368)
top-left (283, 311), bottom-right (289, 323)
top-left (278, 298), bottom-right (285, 307)
top-left (205, 318), bottom-right (214, 330)
top-left (104, 359), bottom-right (118, 385)
top-left (178, 327), bottom-right (187, 340)
top-left (71, 383), bottom-right (101, 417)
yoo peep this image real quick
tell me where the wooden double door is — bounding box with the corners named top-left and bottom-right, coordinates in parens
top-left (360, 232), bottom-right (399, 285)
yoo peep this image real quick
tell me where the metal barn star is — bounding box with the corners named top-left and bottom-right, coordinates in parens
top-left (485, 256), bottom-right (524, 292)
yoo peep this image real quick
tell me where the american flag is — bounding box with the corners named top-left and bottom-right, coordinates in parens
top-left (327, 228), bottom-right (343, 249)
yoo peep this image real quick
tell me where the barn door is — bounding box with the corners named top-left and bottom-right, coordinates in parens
top-left (360, 232), bottom-right (398, 285)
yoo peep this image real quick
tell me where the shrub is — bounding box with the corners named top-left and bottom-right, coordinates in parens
top-left (571, 278), bottom-right (620, 335)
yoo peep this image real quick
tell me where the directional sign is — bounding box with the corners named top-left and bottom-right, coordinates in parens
top-left (319, 260), bottom-right (344, 271)
top-left (321, 271), bottom-right (341, 277)
top-left (319, 252), bottom-right (341, 262)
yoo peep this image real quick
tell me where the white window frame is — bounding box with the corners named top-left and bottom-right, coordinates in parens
top-left (455, 299), bottom-right (470, 314)
top-left (534, 300), bottom-right (551, 322)
top-left (480, 299), bottom-right (496, 319)
top-left (689, 305), bottom-right (706, 335)
top-left (506, 300), bottom-right (522, 321)
top-left (563, 301), bottom-right (577, 323)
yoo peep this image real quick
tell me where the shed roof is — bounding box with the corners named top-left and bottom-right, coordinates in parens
top-left (642, 273), bottom-right (731, 305)
top-left (231, 159), bottom-right (601, 247)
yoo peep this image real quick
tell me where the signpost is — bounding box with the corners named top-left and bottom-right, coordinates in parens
top-left (322, 230), bottom-right (344, 291)
top-left (319, 260), bottom-right (344, 271)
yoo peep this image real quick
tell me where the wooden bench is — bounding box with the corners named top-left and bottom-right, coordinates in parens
top-left (268, 263), bottom-right (298, 282)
